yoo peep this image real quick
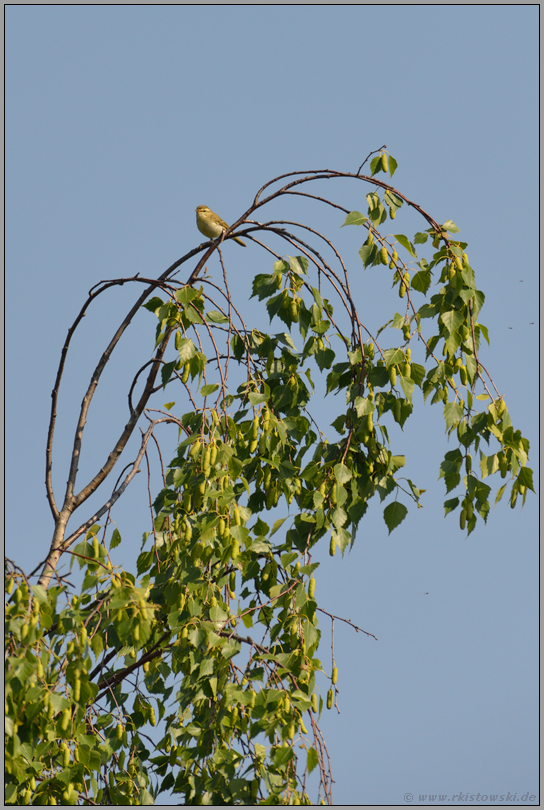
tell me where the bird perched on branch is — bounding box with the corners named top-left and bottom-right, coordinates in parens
top-left (195, 205), bottom-right (246, 247)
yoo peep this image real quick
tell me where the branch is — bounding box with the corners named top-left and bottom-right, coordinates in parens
top-left (59, 418), bottom-right (171, 553)
top-left (95, 632), bottom-right (171, 696)
top-left (317, 606), bottom-right (378, 641)
top-left (46, 253), bottom-right (201, 521)
top-left (72, 329), bottom-right (174, 509)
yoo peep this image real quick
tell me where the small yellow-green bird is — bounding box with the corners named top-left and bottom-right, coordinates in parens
top-left (195, 205), bottom-right (246, 247)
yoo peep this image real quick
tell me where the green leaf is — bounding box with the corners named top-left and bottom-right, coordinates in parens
top-left (439, 449), bottom-right (463, 476)
top-left (326, 362), bottom-right (350, 394)
top-left (410, 363), bottom-right (426, 387)
top-left (184, 305), bottom-right (204, 325)
top-left (91, 631), bottom-right (104, 657)
top-left (341, 211), bottom-right (367, 226)
top-left (359, 243), bottom-right (378, 268)
top-left (388, 155), bottom-right (398, 177)
top-left (206, 310), bottom-right (229, 324)
top-left (354, 397), bottom-right (375, 417)
top-left (444, 402), bottom-right (464, 430)
top-left (200, 384), bottom-right (219, 396)
top-left (143, 296), bottom-right (164, 313)
top-left (384, 190), bottom-right (403, 212)
top-left (390, 455), bottom-right (406, 472)
top-left (399, 375), bottom-right (414, 403)
top-left (332, 527), bottom-right (351, 553)
top-left (307, 747), bottom-right (319, 773)
top-left (441, 219), bottom-right (460, 233)
top-left (480, 453), bottom-right (499, 479)
top-left (248, 391), bottom-right (268, 405)
top-left (366, 192), bottom-right (387, 225)
top-left (312, 319), bottom-right (330, 335)
top-left (252, 273), bottom-right (282, 301)
top-left (476, 320), bottom-right (489, 344)
top-left (200, 658), bottom-right (216, 678)
top-left (413, 232), bottom-right (429, 244)
top-left (368, 365), bottom-right (389, 388)
top-left (444, 330), bottom-right (462, 355)
top-left (404, 478), bottom-right (422, 500)
top-left (270, 518), bottom-right (288, 537)
top-left (175, 286), bottom-right (201, 305)
top-left (331, 507), bottom-right (347, 530)
top-left (161, 361), bottom-right (177, 388)
top-left (394, 234), bottom-right (417, 258)
top-left (495, 483), bottom-right (508, 506)
top-left (370, 156), bottom-right (381, 176)
top-left (440, 310), bottom-right (464, 334)
top-left (518, 466), bottom-right (535, 492)
top-left (247, 539), bottom-right (271, 553)
top-left (110, 528), bottom-right (122, 549)
top-left (391, 312), bottom-right (406, 331)
top-left (383, 348), bottom-right (405, 368)
top-left (411, 269), bottom-right (432, 295)
top-left (274, 745), bottom-right (294, 767)
top-left (444, 497), bottom-right (460, 516)
top-left (334, 463), bottom-right (352, 485)
top-left (383, 502), bottom-right (408, 533)
top-left (231, 334), bottom-right (245, 361)
top-left (418, 302), bottom-right (441, 319)
top-left (289, 256), bottom-right (309, 276)
top-left (345, 349), bottom-right (361, 369)
top-left (376, 474), bottom-right (396, 501)
top-left (274, 258), bottom-right (289, 275)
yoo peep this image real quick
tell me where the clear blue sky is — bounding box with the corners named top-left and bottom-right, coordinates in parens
top-left (6, 6), bottom-right (539, 806)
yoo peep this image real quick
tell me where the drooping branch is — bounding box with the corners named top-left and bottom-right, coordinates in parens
top-left (45, 260), bottom-right (199, 519)
top-left (41, 161), bottom-right (502, 593)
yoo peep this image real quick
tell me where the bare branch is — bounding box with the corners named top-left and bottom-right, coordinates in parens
top-left (317, 606), bottom-right (378, 641)
top-left (39, 417), bottom-right (171, 586)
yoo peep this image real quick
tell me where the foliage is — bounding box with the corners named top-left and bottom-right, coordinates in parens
top-left (5, 148), bottom-right (533, 805)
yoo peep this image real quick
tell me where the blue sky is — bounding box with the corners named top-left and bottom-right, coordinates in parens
top-left (6, 6), bottom-right (539, 806)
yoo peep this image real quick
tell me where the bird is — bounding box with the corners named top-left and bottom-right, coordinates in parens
top-left (195, 205), bottom-right (246, 247)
